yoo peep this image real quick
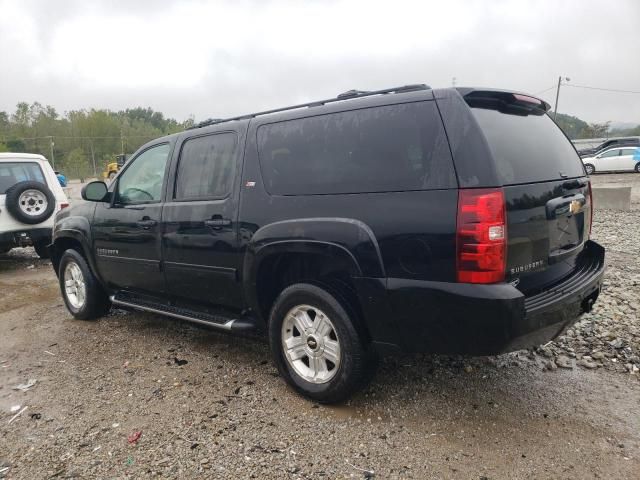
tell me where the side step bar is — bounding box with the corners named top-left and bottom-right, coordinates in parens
top-left (110, 293), bottom-right (259, 333)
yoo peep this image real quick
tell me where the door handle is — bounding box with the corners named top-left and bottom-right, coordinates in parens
top-left (136, 218), bottom-right (157, 229)
top-left (204, 217), bottom-right (231, 229)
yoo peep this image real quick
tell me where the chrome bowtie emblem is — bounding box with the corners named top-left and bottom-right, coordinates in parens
top-left (569, 199), bottom-right (581, 215)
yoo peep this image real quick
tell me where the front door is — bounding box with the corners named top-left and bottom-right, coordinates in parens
top-left (93, 143), bottom-right (171, 293)
top-left (162, 131), bottom-right (242, 309)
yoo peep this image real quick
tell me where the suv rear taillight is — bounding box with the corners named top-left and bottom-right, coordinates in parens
top-left (456, 188), bottom-right (506, 284)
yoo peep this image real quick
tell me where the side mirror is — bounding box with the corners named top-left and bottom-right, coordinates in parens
top-left (81, 181), bottom-right (109, 202)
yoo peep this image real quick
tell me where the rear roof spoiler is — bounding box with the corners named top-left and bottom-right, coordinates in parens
top-left (456, 88), bottom-right (551, 113)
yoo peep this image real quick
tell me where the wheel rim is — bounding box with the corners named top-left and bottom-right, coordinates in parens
top-left (64, 261), bottom-right (86, 309)
top-left (281, 304), bottom-right (341, 384)
top-left (18, 189), bottom-right (48, 216)
top-left (586, 165), bottom-right (594, 174)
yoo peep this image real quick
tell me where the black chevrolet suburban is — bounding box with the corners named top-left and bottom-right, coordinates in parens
top-left (51, 85), bottom-right (605, 403)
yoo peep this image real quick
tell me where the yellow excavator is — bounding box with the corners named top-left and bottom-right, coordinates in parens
top-left (103, 154), bottom-right (129, 181)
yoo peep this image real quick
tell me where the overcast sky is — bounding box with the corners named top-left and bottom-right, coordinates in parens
top-left (1, 0), bottom-right (639, 124)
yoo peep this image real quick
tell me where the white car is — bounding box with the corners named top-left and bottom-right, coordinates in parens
top-left (0, 153), bottom-right (69, 258)
top-left (582, 146), bottom-right (640, 175)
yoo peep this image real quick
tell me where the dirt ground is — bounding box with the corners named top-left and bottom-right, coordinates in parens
top-left (1, 174), bottom-right (639, 479)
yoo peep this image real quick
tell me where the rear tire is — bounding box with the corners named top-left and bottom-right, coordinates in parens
top-left (635, 163), bottom-right (640, 173)
top-left (269, 283), bottom-right (377, 403)
top-left (108, 171), bottom-right (116, 181)
top-left (58, 249), bottom-right (111, 320)
top-left (584, 163), bottom-right (595, 175)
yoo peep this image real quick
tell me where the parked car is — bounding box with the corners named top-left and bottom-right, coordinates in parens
top-left (577, 137), bottom-right (640, 158)
top-left (50, 85), bottom-right (605, 403)
top-left (0, 153), bottom-right (69, 257)
top-left (582, 147), bottom-right (640, 174)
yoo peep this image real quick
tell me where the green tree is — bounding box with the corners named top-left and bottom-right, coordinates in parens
top-left (6, 138), bottom-right (26, 152)
top-left (65, 148), bottom-right (91, 182)
top-left (579, 122), bottom-right (611, 139)
top-left (554, 113), bottom-right (589, 139)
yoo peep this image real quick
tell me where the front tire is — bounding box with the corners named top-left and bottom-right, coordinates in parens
top-left (635, 163), bottom-right (640, 173)
top-left (58, 249), bottom-right (111, 320)
top-left (584, 163), bottom-right (595, 175)
top-left (269, 283), bottom-right (376, 403)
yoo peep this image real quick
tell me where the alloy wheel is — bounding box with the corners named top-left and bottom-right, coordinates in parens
top-left (64, 261), bottom-right (86, 309)
top-left (281, 304), bottom-right (341, 384)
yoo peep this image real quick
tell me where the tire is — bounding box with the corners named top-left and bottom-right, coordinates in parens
top-left (108, 171), bottom-right (116, 180)
top-left (34, 239), bottom-right (51, 259)
top-left (584, 163), bottom-right (595, 175)
top-left (269, 283), bottom-right (377, 403)
top-left (635, 163), bottom-right (640, 173)
top-left (58, 249), bottom-right (111, 320)
top-left (5, 181), bottom-right (56, 225)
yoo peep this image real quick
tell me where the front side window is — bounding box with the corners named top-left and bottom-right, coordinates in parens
top-left (117, 144), bottom-right (170, 204)
top-left (257, 101), bottom-right (455, 195)
top-left (175, 133), bottom-right (237, 200)
top-left (0, 162), bottom-right (46, 194)
top-left (599, 149), bottom-right (620, 158)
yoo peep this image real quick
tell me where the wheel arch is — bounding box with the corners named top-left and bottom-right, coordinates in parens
top-left (51, 227), bottom-right (99, 282)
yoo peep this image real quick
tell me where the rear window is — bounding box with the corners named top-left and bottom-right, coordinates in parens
top-left (470, 106), bottom-right (585, 184)
top-left (257, 101), bottom-right (455, 195)
top-left (0, 162), bottom-right (46, 194)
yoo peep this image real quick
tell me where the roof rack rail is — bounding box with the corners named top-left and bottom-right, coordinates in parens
top-left (188, 83), bottom-right (431, 130)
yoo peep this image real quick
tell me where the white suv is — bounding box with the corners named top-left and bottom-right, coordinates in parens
top-left (0, 153), bottom-right (69, 258)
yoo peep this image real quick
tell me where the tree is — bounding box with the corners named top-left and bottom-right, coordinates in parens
top-left (579, 121), bottom-right (611, 139)
top-left (6, 138), bottom-right (26, 152)
top-left (65, 148), bottom-right (91, 182)
top-left (554, 113), bottom-right (589, 139)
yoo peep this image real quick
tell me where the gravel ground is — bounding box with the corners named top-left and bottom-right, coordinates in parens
top-left (1, 173), bottom-right (639, 479)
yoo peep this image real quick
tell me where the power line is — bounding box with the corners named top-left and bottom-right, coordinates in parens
top-left (533, 85), bottom-right (557, 96)
top-left (11, 134), bottom-right (159, 141)
top-left (564, 84), bottom-right (640, 95)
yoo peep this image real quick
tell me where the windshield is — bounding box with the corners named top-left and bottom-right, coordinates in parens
top-left (0, 162), bottom-right (46, 194)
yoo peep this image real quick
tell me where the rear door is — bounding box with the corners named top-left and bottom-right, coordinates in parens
top-left (162, 130), bottom-right (243, 309)
top-left (463, 92), bottom-right (591, 293)
top-left (619, 148), bottom-right (639, 171)
top-left (596, 148), bottom-right (622, 171)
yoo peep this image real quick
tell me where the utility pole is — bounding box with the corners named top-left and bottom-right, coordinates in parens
top-left (49, 136), bottom-right (55, 169)
top-left (553, 76), bottom-right (571, 121)
top-left (89, 140), bottom-right (97, 178)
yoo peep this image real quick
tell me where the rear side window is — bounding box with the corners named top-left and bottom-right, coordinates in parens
top-left (599, 149), bottom-right (620, 158)
top-left (175, 133), bottom-right (237, 200)
top-left (0, 162), bottom-right (46, 194)
top-left (470, 107), bottom-right (585, 184)
top-left (257, 101), bottom-right (455, 195)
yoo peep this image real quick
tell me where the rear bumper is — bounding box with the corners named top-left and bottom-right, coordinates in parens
top-left (380, 240), bottom-right (605, 355)
top-left (0, 227), bottom-right (51, 249)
